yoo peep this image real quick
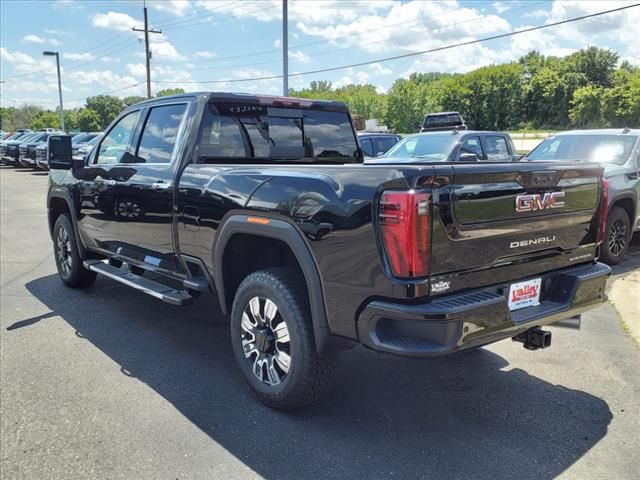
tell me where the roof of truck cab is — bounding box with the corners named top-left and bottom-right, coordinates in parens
top-left (129, 92), bottom-right (349, 111)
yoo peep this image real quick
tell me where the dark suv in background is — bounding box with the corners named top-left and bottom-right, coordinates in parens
top-left (524, 128), bottom-right (640, 264)
top-left (357, 132), bottom-right (402, 157)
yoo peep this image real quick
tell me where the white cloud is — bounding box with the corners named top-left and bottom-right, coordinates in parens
top-left (92, 11), bottom-right (138, 31)
top-left (23, 34), bottom-right (46, 44)
top-left (45, 28), bottom-right (69, 35)
top-left (69, 69), bottom-right (138, 87)
top-left (0, 47), bottom-right (58, 76)
top-left (194, 51), bottom-right (216, 59)
top-left (522, 9), bottom-right (549, 20)
top-left (273, 39), bottom-right (281, 48)
top-left (49, 38), bottom-right (63, 46)
top-left (63, 52), bottom-right (94, 61)
top-left (369, 62), bottom-right (392, 76)
top-left (290, 50), bottom-right (310, 64)
top-left (149, 35), bottom-right (186, 61)
top-left (149, 0), bottom-right (190, 16)
top-left (492, 2), bottom-right (510, 14)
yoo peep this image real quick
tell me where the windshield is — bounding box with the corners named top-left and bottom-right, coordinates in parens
top-left (72, 134), bottom-right (89, 144)
top-left (384, 134), bottom-right (458, 161)
top-left (527, 134), bottom-right (638, 165)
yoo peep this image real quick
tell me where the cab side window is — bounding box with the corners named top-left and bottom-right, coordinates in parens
top-left (134, 104), bottom-right (187, 164)
top-left (484, 135), bottom-right (511, 161)
top-left (95, 111), bottom-right (141, 165)
top-left (459, 136), bottom-right (483, 159)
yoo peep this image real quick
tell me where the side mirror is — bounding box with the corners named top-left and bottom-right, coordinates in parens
top-left (376, 151), bottom-right (385, 157)
top-left (458, 152), bottom-right (479, 162)
top-left (48, 135), bottom-right (72, 170)
top-left (512, 154), bottom-right (524, 162)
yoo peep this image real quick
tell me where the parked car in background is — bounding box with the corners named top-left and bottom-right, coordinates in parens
top-left (73, 133), bottom-right (103, 159)
top-left (357, 132), bottom-right (402, 157)
top-left (19, 131), bottom-right (63, 168)
top-left (420, 111), bottom-right (467, 132)
top-left (523, 128), bottom-right (640, 265)
top-left (71, 132), bottom-right (102, 156)
top-left (1, 131), bottom-right (40, 165)
top-left (0, 131), bottom-right (32, 161)
top-left (366, 130), bottom-right (519, 164)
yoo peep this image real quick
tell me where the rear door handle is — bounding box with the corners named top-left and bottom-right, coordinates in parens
top-left (152, 182), bottom-right (171, 190)
top-left (102, 179), bottom-right (116, 186)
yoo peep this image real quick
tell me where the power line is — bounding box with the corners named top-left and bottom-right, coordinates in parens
top-left (152, 3), bottom-right (640, 85)
top-left (168, 0), bottom-right (548, 67)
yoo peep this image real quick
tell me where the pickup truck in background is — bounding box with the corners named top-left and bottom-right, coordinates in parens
top-left (47, 92), bottom-right (610, 410)
top-left (420, 111), bottom-right (467, 132)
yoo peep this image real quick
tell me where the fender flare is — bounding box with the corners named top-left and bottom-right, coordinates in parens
top-left (212, 214), bottom-right (347, 353)
top-left (47, 187), bottom-right (87, 258)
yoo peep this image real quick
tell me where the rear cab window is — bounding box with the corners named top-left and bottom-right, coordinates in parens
top-left (196, 101), bottom-right (359, 164)
top-left (483, 135), bottom-right (511, 161)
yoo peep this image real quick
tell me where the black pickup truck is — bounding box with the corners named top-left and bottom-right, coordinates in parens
top-left (47, 92), bottom-right (610, 410)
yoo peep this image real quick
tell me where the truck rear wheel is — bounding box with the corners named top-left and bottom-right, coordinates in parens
top-left (601, 206), bottom-right (630, 265)
top-left (53, 213), bottom-right (97, 288)
top-left (230, 267), bottom-right (335, 410)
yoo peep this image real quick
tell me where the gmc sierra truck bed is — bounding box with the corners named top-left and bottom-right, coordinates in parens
top-left (46, 92), bottom-right (610, 409)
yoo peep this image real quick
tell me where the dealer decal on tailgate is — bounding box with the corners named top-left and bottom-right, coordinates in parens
top-left (508, 278), bottom-right (542, 311)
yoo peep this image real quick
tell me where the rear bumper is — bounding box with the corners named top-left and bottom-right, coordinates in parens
top-left (356, 262), bottom-right (610, 357)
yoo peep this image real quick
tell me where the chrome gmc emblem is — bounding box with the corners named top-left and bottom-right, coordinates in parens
top-left (515, 192), bottom-right (565, 213)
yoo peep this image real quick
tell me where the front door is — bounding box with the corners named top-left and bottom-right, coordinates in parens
top-left (115, 102), bottom-right (189, 270)
top-left (75, 109), bottom-right (141, 251)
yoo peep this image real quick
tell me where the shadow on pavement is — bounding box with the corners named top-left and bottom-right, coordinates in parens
top-left (21, 273), bottom-right (612, 479)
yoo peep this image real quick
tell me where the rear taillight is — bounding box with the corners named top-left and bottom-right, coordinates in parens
top-left (378, 190), bottom-right (431, 278)
top-left (598, 179), bottom-right (609, 244)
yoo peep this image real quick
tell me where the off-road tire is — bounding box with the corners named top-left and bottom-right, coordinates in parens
top-left (230, 267), bottom-right (335, 410)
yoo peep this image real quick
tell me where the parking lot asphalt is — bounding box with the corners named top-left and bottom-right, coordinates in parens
top-left (1, 165), bottom-right (639, 480)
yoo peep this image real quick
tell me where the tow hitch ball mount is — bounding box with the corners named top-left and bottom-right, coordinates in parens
top-left (512, 327), bottom-right (552, 350)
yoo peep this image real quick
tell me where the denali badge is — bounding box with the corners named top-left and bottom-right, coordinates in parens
top-left (515, 191), bottom-right (565, 213)
top-left (510, 236), bottom-right (556, 248)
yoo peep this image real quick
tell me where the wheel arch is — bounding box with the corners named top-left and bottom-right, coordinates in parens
top-left (609, 194), bottom-right (636, 227)
top-left (47, 188), bottom-right (87, 258)
top-left (213, 214), bottom-right (350, 353)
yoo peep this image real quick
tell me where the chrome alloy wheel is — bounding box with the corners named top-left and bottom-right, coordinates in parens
top-left (55, 226), bottom-right (73, 276)
top-left (608, 218), bottom-right (627, 258)
top-left (241, 296), bottom-right (291, 386)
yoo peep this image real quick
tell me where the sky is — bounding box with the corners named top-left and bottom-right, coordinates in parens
top-left (1, 0), bottom-right (639, 110)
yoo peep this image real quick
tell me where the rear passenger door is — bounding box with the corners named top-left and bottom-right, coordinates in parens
top-left (114, 102), bottom-right (190, 270)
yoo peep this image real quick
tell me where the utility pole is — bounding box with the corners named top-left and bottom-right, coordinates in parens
top-left (132, 3), bottom-right (161, 99)
top-left (282, 0), bottom-right (288, 96)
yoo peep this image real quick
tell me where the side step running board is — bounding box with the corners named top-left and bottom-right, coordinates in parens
top-left (84, 260), bottom-right (193, 306)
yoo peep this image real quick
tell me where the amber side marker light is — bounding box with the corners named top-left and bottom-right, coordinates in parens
top-left (247, 216), bottom-right (270, 225)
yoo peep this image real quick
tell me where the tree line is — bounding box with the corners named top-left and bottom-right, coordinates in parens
top-left (1, 47), bottom-right (638, 133)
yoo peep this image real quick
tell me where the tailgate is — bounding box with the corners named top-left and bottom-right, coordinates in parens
top-left (430, 162), bottom-right (604, 279)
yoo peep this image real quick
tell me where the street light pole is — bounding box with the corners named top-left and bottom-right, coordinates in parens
top-left (43, 51), bottom-right (65, 131)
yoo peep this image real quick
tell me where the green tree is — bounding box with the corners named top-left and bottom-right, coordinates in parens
top-left (566, 46), bottom-right (619, 87)
top-left (85, 95), bottom-right (125, 129)
top-left (569, 85), bottom-right (604, 128)
top-left (31, 111), bottom-right (61, 130)
top-left (123, 95), bottom-right (146, 107)
top-left (155, 88), bottom-right (185, 97)
top-left (76, 108), bottom-right (102, 132)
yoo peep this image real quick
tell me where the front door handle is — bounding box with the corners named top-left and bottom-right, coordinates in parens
top-left (102, 179), bottom-right (116, 186)
top-left (152, 182), bottom-right (171, 190)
